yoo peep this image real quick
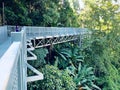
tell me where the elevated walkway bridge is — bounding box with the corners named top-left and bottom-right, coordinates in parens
top-left (0, 26), bottom-right (91, 90)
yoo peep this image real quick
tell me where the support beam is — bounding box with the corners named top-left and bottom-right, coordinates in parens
top-left (27, 63), bottom-right (43, 82)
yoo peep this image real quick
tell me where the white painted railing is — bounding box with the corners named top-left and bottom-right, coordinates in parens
top-left (0, 26), bottom-right (91, 90)
top-left (0, 28), bottom-right (27, 90)
top-left (26, 27), bottom-right (91, 38)
top-left (11, 27), bottom-right (27, 90)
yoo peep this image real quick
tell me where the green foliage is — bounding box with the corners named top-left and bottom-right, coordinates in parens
top-left (81, 30), bottom-right (120, 90)
top-left (30, 65), bottom-right (76, 90)
top-left (28, 11), bottom-right (43, 26)
top-left (66, 61), bottom-right (100, 90)
top-left (43, 2), bottom-right (60, 26)
top-left (0, 0), bottom-right (79, 26)
top-left (28, 48), bottom-right (48, 68)
top-left (74, 64), bottom-right (101, 90)
top-left (54, 43), bottom-right (83, 69)
top-left (80, 0), bottom-right (119, 31)
top-left (79, 0), bottom-right (120, 90)
top-left (5, 8), bottom-right (17, 25)
top-left (54, 43), bottom-right (100, 90)
top-left (58, 0), bottom-right (79, 27)
top-left (3, 0), bottom-right (120, 90)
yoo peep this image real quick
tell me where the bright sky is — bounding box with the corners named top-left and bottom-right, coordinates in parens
top-left (78, 0), bottom-right (84, 9)
top-left (112, 0), bottom-right (120, 5)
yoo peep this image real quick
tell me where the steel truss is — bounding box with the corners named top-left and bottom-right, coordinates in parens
top-left (25, 27), bottom-right (91, 83)
top-left (30, 35), bottom-right (79, 48)
top-left (26, 40), bottom-right (43, 82)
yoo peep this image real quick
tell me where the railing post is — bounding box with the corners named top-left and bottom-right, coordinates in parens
top-left (11, 28), bottom-right (27, 90)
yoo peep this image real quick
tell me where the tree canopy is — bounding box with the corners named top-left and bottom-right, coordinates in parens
top-left (0, 0), bottom-right (79, 26)
top-left (0, 0), bottom-right (120, 90)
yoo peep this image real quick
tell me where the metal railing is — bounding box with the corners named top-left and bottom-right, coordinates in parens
top-left (26, 27), bottom-right (91, 39)
top-left (7, 25), bottom-right (23, 36)
top-left (0, 27), bottom-right (27, 90)
top-left (0, 26), bottom-right (91, 90)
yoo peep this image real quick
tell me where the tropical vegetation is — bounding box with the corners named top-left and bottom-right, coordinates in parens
top-left (0, 0), bottom-right (120, 90)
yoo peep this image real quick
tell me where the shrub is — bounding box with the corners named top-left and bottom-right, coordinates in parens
top-left (38, 65), bottom-right (76, 90)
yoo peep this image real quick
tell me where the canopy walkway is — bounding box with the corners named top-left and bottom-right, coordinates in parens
top-left (0, 26), bottom-right (91, 90)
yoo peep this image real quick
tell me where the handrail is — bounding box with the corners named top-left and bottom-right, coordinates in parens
top-left (26, 27), bottom-right (91, 38)
top-left (0, 42), bottom-right (21, 90)
top-left (11, 27), bottom-right (27, 90)
top-left (0, 27), bottom-right (27, 90)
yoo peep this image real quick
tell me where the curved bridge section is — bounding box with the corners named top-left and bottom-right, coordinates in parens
top-left (0, 26), bottom-right (91, 90)
top-left (26, 27), bottom-right (90, 48)
top-left (25, 26), bottom-right (91, 83)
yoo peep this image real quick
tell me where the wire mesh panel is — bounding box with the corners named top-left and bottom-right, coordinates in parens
top-left (0, 26), bottom-right (8, 44)
top-left (26, 26), bottom-right (90, 39)
top-left (0, 27), bottom-right (27, 90)
top-left (25, 26), bottom-right (91, 48)
top-left (0, 26), bottom-right (91, 90)
top-left (11, 28), bottom-right (27, 90)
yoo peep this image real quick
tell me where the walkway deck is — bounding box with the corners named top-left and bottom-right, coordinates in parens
top-left (0, 37), bottom-right (11, 59)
